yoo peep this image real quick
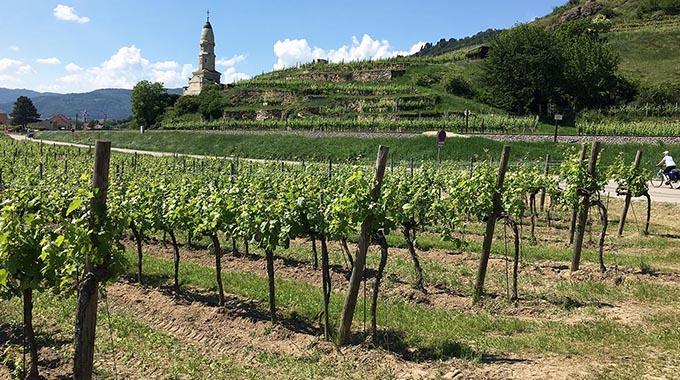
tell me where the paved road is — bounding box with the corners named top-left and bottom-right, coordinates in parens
top-left (604, 180), bottom-right (680, 204)
top-left (604, 181), bottom-right (680, 203)
top-left (11, 134), bottom-right (680, 204)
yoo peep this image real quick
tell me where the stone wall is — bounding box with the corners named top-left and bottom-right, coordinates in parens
top-left (295, 69), bottom-right (405, 83)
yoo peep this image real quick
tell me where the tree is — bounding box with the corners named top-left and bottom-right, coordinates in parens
top-left (481, 24), bottom-right (564, 114)
top-left (481, 20), bottom-right (634, 115)
top-left (174, 95), bottom-right (200, 115)
top-left (556, 19), bottom-right (633, 110)
top-left (10, 96), bottom-right (40, 130)
top-left (131, 80), bottom-right (168, 128)
top-left (198, 83), bottom-right (225, 121)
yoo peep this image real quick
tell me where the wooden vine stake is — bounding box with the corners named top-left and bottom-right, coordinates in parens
top-left (539, 153), bottom-right (550, 212)
top-left (74, 140), bottom-right (111, 380)
top-left (571, 141), bottom-right (601, 272)
top-left (568, 144), bottom-right (588, 245)
top-left (474, 145), bottom-right (511, 303)
top-left (617, 150), bottom-right (642, 236)
top-left (338, 145), bottom-right (389, 346)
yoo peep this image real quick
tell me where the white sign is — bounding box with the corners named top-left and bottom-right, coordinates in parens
top-left (554, 114), bottom-right (563, 121)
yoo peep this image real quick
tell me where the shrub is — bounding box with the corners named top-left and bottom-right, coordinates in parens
top-left (443, 75), bottom-right (473, 97)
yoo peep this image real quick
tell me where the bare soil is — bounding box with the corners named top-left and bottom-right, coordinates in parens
top-left (4, 228), bottom-right (679, 379)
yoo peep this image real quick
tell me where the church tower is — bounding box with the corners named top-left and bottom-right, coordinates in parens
top-left (183, 11), bottom-right (221, 96)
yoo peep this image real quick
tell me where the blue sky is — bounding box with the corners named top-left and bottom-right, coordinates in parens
top-left (1, 1), bottom-right (567, 93)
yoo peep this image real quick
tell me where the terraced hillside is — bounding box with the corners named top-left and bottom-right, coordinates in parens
top-left (160, 0), bottom-right (680, 134)
top-left (162, 51), bottom-right (541, 133)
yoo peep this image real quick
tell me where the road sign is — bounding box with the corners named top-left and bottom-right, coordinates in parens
top-left (554, 114), bottom-right (563, 121)
top-left (437, 129), bottom-right (447, 143)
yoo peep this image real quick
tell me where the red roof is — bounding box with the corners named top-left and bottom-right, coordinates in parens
top-left (48, 114), bottom-right (72, 128)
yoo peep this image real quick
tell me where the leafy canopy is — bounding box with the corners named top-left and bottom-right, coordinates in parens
top-left (481, 20), bottom-right (634, 114)
top-left (131, 80), bottom-right (176, 128)
top-left (481, 24), bottom-right (564, 114)
top-left (10, 96), bottom-right (40, 128)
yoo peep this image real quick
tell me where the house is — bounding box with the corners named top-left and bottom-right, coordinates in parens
top-left (0, 113), bottom-right (9, 126)
top-left (48, 114), bottom-right (72, 129)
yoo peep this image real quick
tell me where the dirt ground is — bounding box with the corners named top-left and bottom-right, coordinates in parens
top-left (3, 228), bottom-right (679, 379)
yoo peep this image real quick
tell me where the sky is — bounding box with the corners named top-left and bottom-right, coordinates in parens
top-left (1, 0), bottom-right (567, 94)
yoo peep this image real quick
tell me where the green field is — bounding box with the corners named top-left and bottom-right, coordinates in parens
top-left (35, 130), bottom-right (679, 170)
top-left (608, 27), bottom-right (680, 87)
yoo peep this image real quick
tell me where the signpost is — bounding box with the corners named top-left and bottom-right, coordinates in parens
top-left (464, 109), bottom-right (471, 133)
top-left (437, 129), bottom-right (446, 167)
top-left (553, 114), bottom-right (563, 143)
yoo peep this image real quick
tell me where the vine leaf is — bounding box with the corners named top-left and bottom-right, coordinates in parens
top-left (66, 198), bottom-right (82, 216)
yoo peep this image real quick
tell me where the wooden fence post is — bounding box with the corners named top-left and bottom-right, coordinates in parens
top-left (618, 150), bottom-right (642, 236)
top-left (338, 145), bottom-right (389, 345)
top-left (571, 141), bottom-right (601, 272)
top-left (74, 140), bottom-right (111, 380)
top-left (569, 144), bottom-right (588, 245)
top-left (540, 153), bottom-right (550, 212)
top-left (474, 145), bottom-right (511, 302)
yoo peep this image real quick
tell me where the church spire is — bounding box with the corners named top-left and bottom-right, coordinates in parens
top-left (183, 12), bottom-right (221, 96)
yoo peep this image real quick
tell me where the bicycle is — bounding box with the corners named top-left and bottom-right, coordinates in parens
top-left (651, 168), bottom-right (679, 188)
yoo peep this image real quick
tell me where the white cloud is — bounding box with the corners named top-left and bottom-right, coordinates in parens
top-left (65, 63), bottom-right (83, 72)
top-left (0, 58), bottom-right (32, 87)
top-left (53, 5), bottom-right (90, 24)
top-left (0, 58), bottom-right (23, 72)
top-left (152, 61), bottom-right (179, 70)
top-left (37, 57), bottom-right (61, 65)
top-left (221, 67), bottom-right (251, 83)
top-left (216, 55), bottom-right (246, 67)
top-left (50, 45), bottom-right (249, 92)
top-left (215, 55), bottom-right (250, 83)
top-left (273, 34), bottom-right (425, 70)
top-left (180, 64), bottom-right (194, 80)
top-left (9, 46), bottom-right (20, 52)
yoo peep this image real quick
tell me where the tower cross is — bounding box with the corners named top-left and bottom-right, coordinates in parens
top-left (207, 9), bottom-right (210, 21)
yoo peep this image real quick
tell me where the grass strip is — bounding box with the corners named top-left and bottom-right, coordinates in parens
top-left (34, 130), bottom-right (679, 168)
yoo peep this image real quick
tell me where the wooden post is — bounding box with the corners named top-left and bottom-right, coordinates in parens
top-left (618, 150), bottom-right (642, 236)
top-left (338, 145), bottom-right (389, 346)
top-left (474, 145), bottom-right (511, 302)
top-left (571, 142), bottom-right (601, 272)
top-left (74, 140), bottom-right (111, 380)
top-left (569, 144), bottom-right (588, 245)
top-left (540, 154), bottom-right (550, 212)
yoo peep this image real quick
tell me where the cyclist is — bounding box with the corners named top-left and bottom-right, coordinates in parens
top-left (657, 150), bottom-right (677, 184)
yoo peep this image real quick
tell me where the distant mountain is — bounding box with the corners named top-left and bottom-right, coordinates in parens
top-left (0, 87), bottom-right (183, 120)
top-left (0, 88), bottom-right (59, 104)
top-left (411, 28), bottom-right (502, 58)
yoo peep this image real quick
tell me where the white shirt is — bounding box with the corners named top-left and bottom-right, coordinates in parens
top-left (663, 155), bottom-right (676, 167)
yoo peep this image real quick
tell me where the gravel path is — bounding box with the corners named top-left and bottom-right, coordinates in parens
top-left (173, 129), bottom-right (680, 144)
top-left (11, 133), bottom-right (680, 204)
